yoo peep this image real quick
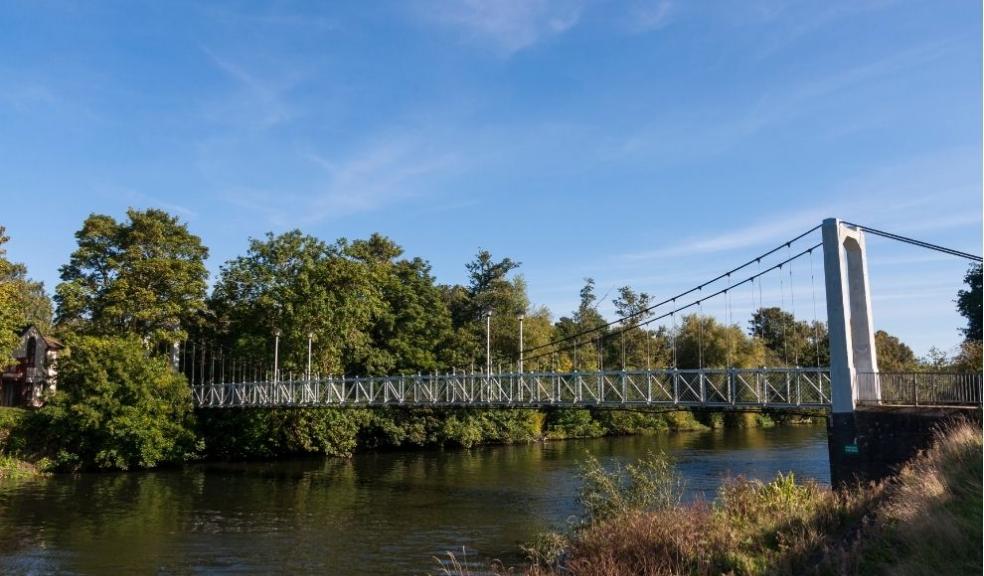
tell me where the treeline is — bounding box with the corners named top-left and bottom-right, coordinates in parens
top-left (0, 209), bottom-right (981, 471)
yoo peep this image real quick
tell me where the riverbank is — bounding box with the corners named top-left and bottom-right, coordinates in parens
top-left (194, 405), bottom-right (815, 461)
top-left (513, 419), bottom-right (981, 576)
top-left (1, 404), bottom-right (819, 475)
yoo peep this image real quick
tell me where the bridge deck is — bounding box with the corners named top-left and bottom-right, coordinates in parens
top-left (191, 368), bottom-right (833, 409)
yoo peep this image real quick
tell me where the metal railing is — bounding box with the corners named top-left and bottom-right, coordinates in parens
top-left (191, 367), bottom-right (832, 409)
top-left (855, 372), bottom-right (983, 407)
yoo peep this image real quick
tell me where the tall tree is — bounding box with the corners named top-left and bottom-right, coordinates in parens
top-left (452, 249), bottom-right (542, 372)
top-left (209, 231), bottom-right (381, 376)
top-left (553, 279), bottom-right (608, 371)
top-left (346, 234), bottom-right (456, 374)
top-left (957, 263), bottom-right (982, 342)
top-left (676, 314), bottom-right (768, 369)
top-left (55, 209), bottom-right (208, 346)
top-left (748, 307), bottom-right (826, 367)
top-left (611, 286), bottom-right (659, 369)
top-left (874, 330), bottom-right (918, 372)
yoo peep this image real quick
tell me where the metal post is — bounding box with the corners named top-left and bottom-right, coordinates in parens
top-left (273, 329), bottom-right (281, 385)
top-left (306, 332), bottom-right (313, 381)
top-left (485, 311), bottom-right (492, 379)
top-left (518, 314), bottom-right (525, 374)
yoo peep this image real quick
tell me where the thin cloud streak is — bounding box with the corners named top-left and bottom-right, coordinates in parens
top-left (419, 0), bottom-right (585, 55)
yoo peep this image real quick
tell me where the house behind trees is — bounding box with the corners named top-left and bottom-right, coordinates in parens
top-left (0, 325), bottom-right (62, 407)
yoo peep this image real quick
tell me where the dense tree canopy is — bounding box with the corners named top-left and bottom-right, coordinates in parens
top-left (55, 209), bottom-right (209, 346)
top-left (874, 330), bottom-right (919, 372)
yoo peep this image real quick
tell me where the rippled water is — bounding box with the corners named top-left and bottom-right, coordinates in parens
top-left (0, 425), bottom-right (829, 575)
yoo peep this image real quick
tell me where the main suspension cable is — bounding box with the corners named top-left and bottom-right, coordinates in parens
top-left (523, 225), bottom-right (823, 356)
top-left (524, 242), bottom-right (823, 364)
top-left (843, 222), bottom-right (983, 262)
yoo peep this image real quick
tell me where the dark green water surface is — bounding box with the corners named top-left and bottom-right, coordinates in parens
top-left (0, 425), bottom-right (829, 575)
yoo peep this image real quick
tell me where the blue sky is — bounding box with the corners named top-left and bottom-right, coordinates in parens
top-left (1, 0), bottom-right (981, 355)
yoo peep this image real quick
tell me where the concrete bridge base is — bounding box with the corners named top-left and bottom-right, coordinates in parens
top-left (827, 406), bottom-right (982, 488)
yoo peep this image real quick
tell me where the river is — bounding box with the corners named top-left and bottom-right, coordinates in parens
top-left (0, 425), bottom-right (829, 575)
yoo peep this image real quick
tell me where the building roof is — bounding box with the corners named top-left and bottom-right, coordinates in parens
top-left (42, 335), bottom-right (64, 350)
top-left (15, 325), bottom-right (64, 350)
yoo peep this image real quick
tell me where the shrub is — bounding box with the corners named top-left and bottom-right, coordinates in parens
top-left (546, 409), bottom-right (606, 439)
top-left (577, 450), bottom-right (684, 524)
top-left (26, 335), bottom-right (199, 470)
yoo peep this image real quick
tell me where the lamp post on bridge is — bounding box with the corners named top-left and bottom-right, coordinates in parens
top-left (484, 311), bottom-right (492, 377)
top-left (273, 329), bottom-right (281, 385)
top-left (517, 313), bottom-right (524, 374)
top-left (307, 332), bottom-right (313, 381)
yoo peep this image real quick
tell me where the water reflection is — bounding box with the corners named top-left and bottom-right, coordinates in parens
top-left (0, 425), bottom-right (828, 575)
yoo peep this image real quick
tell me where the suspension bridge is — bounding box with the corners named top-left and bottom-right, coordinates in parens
top-left (186, 218), bottom-right (982, 412)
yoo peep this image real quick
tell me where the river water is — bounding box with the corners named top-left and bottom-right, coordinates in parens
top-left (0, 425), bottom-right (829, 575)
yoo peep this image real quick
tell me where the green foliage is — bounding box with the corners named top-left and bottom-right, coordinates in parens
top-left (676, 314), bottom-right (769, 369)
top-left (0, 406), bottom-right (26, 453)
top-left (209, 231), bottom-right (461, 377)
top-left (577, 450), bottom-right (683, 524)
top-left (875, 330), bottom-right (919, 372)
top-left (54, 209), bottom-right (208, 346)
top-left (546, 409), bottom-right (606, 439)
top-left (957, 263), bottom-right (982, 342)
top-left (749, 307), bottom-right (828, 367)
top-left (198, 406), bottom-right (546, 458)
top-left (26, 335), bottom-right (199, 470)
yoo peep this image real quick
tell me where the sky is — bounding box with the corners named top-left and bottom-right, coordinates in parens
top-left (1, 0), bottom-right (981, 356)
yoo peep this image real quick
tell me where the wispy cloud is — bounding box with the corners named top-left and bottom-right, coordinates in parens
top-left (619, 208), bottom-right (826, 261)
top-left (302, 136), bottom-right (461, 223)
top-left (623, 0), bottom-right (674, 34)
top-left (219, 131), bottom-right (463, 227)
top-left (201, 47), bottom-right (300, 130)
top-left (419, 0), bottom-right (585, 55)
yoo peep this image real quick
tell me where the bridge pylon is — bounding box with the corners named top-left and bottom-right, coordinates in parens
top-left (822, 218), bottom-right (879, 411)
top-left (823, 218), bottom-right (880, 487)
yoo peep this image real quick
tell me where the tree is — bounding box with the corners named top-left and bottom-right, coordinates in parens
top-left (0, 226), bottom-right (53, 363)
top-left (957, 263), bottom-right (982, 342)
top-left (209, 230), bottom-right (382, 376)
top-left (747, 307), bottom-right (826, 367)
top-left (875, 330), bottom-right (918, 372)
top-left (450, 249), bottom-right (541, 372)
top-left (28, 335), bottom-right (199, 470)
top-left (675, 314), bottom-right (768, 369)
top-left (611, 286), bottom-right (663, 370)
top-left (346, 234), bottom-right (456, 374)
top-left (55, 209), bottom-right (209, 346)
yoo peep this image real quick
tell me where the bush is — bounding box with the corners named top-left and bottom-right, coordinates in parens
top-left (0, 406), bottom-right (26, 452)
top-left (196, 407), bottom-right (373, 459)
top-left (26, 335), bottom-right (199, 470)
top-left (577, 450), bottom-right (684, 524)
top-left (546, 409), bottom-right (606, 439)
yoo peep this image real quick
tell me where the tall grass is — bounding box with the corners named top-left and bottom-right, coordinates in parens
top-left (511, 420), bottom-right (982, 576)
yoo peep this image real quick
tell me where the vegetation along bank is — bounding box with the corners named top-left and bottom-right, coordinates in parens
top-left (0, 209), bottom-right (980, 474)
top-left (438, 419), bottom-right (980, 576)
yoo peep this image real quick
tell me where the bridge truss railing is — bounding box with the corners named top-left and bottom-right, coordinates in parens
top-left (855, 372), bottom-right (983, 407)
top-left (191, 367), bottom-right (831, 409)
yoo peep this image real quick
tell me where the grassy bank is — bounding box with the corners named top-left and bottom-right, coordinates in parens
top-left (508, 419), bottom-right (981, 576)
